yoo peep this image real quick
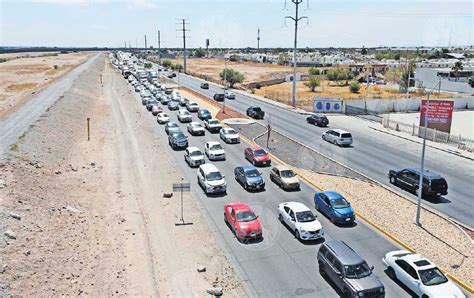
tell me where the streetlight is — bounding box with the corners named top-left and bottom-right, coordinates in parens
top-left (415, 78), bottom-right (442, 226)
top-left (223, 59), bottom-right (227, 114)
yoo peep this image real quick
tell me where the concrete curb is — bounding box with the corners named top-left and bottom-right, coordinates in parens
top-left (369, 126), bottom-right (474, 161)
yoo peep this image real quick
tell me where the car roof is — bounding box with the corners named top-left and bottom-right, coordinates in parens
top-left (222, 127), bottom-right (235, 132)
top-left (274, 165), bottom-right (292, 171)
top-left (324, 240), bottom-right (365, 266)
top-left (225, 202), bottom-right (251, 212)
top-left (206, 141), bottom-right (220, 146)
top-left (397, 252), bottom-right (435, 269)
top-left (199, 163), bottom-right (220, 173)
top-left (241, 165), bottom-right (257, 172)
top-left (406, 168), bottom-right (443, 179)
top-left (331, 129), bottom-right (351, 134)
top-left (187, 146), bottom-right (201, 153)
top-left (281, 201), bottom-right (310, 213)
top-left (322, 191), bottom-right (344, 200)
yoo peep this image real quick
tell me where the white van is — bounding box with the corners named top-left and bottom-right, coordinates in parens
top-left (322, 129), bottom-right (353, 147)
top-left (197, 164), bottom-right (227, 195)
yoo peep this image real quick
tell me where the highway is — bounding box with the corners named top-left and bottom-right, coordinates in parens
top-left (167, 71), bottom-right (474, 228)
top-left (126, 75), bottom-right (414, 297)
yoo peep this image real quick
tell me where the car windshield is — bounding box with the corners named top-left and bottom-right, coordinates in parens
top-left (209, 120), bottom-right (219, 125)
top-left (331, 197), bottom-right (350, 209)
top-left (189, 150), bottom-right (202, 157)
top-left (254, 149), bottom-right (267, 157)
top-left (174, 133), bottom-right (186, 139)
top-left (341, 133), bottom-right (352, 138)
top-left (168, 123), bottom-right (178, 128)
top-left (200, 110), bottom-right (209, 114)
top-left (206, 171), bottom-right (223, 181)
top-left (225, 129), bottom-right (236, 135)
top-left (253, 107), bottom-right (262, 112)
top-left (296, 211), bottom-right (316, 222)
top-left (345, 262), bottom-right (372, 279)
top-left (210, 144), bottom-right (222, 150)
top-left (245, 169), bottom-right (260, 177)
top-left (180, 111), bottom-right (190, 115)
top-left (280, 170), bottom-right (295, 178)
top-left (419, 267), bottom-right (448, 286)
top-left (236, 211), bottom-right (257, 222)
top-left (192, 123), bottom-right (202, 128)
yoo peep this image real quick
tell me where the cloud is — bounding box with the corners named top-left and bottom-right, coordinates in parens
top-left (126, 0), bottom-right (158, 9)
top-left (31, 0), bottom-right (90, 5)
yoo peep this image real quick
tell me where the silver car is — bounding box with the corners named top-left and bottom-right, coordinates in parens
top-left (322, 129), bottom-right (353, 147)
top-left (184, 147), bottom-right (205, 167)
top-left (187, 122), bottom-right (205, 136)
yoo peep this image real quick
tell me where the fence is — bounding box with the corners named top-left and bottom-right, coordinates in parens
top-left (381, 116), bottom-right (474, 152)
top-left (262, 90), bottom-right (314, 111)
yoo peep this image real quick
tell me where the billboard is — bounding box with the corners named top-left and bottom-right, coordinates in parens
top-left (419, 100), bottom-right (454, 133)
top-left (313, 98), bottom-right (343, 113)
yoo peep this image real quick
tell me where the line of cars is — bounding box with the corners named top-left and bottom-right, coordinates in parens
top-left (116, 56), bottom-right (464, 298)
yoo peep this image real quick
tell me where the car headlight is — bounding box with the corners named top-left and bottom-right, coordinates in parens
top-left (357, 292), bottom-right (364, 297)
top-left (379, 288), bottom-right (384, 293)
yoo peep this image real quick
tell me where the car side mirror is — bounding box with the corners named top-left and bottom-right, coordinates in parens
top-left (336, 271), bottom-right (342, 277)
top-left (259, 172), bottom-right (262, 175)
top-left (370, 265), bottom-right (374, 271)
top-left (222, 175), bottom-right (225, 178)
top-left (290, 217), bottom-right (295, 221)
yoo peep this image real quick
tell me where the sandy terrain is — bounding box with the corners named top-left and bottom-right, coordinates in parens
top-left (0, 54), bottom-right (245, 296)
top-left (0, 52), bottom-right (60, 59)
top-left (0, 51), bottom-right (95, 119)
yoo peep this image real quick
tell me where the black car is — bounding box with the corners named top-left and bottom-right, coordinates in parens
top-left (306, 114), bottom-right (329, 127)
top-left (168, 72), bottom-right (177, 78)
top-left (167, 101), bottom-right (179, 110)
top-left (213, 93), bottom-right (225, 101)
top-left (168, 131), bottom-right (188, 150)
top-left (198, 109), bottom-right (212, 120)
top-left (200, 82), bottom-right (209, 89)
top-left (246, 106), bottom-right (265, 119)
top-left (146, 100), bottom-right (159, 111)
top-left (388, 168), bottom-right (448, 198)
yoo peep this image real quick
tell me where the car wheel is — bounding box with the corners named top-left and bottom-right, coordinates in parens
top-left (343, 289), bottom-right (351, 298)
top-left (389, 176), bottom-right (396, 184)
top-left (295, 230), bottom-right (300, 240)
top-left (278, 214), bottom-right (283, 223)
top-left (331, 216), bottom-right (337, 225)
top-left (315, 202), bottom-right (320, 211)
top-left (318, 262), bottom-right (326, 276)
top-left (244, 182), bottom-right (249, 190)
top-left (387, 267), bottom-right (396, 280)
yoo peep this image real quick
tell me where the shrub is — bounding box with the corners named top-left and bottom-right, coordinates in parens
top-left (308, 67), bottom-right (320, 75)
top-left (349, 81), bottom-right (360, 93)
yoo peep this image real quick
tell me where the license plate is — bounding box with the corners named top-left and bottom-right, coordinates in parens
top-left (437, 193), bottom-right (441, 196)
top-left (346, 218), bottom-right (351, 221)
top-left (250, 232), bottom-right (256, 237)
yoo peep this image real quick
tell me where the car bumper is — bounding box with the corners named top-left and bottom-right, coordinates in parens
top-left (255, 160), bottom-right (271, 166)
top-left (174, 143), bottom-right (188, 148)
top-left (226, 138), bottom-right (240, 144)
top-left (190, 159), bottom-right (205, 167)
top-left (206, 185), bottom-right (226, 194)
top-left (246, 182), bottom-right (265, 190)
top-left (179, 118), bottom-right (192, 122)
top-left (209, 155), bottom-right (225, 161)
top-left (300, 229), bottom-right (324, 240)
top-left (282, 183), bottom-right (300, 190)
top-left (238, 231), bottom-right (262, 240)
top-left (334, 215), bottom-right (356, 224)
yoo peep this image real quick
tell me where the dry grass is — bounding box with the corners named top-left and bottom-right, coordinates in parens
top-left (6, 83), bottom-right (39, 92)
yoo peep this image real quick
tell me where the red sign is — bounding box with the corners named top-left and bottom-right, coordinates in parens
top-left (419, 100), bottom-right (454, 133)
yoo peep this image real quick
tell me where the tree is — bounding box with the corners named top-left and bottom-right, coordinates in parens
top-left (277, 53), bottom-right (288, 65)
top-left (229, 55), bottom-right (239, 62)
top-left (161, 59), bottom-right (172, 68)
top-left (452, 61), bottom-right (463, 81)
top-left (194, 48), bottom-right (206, 58)
top-left (219, 68), bottom-right (245, 88)
top-left (174, 63), bottom-right (184, 72)
top-left (304, 77), bottom-right (321, 92)
top-left (326, 67), bottom-right (353, 86)
top-left (361, 46), bottom-right (367, 55)
top-left (349, 81), bottom-right (360, 93)
top-left (308, 67), bottom-right (321, 75)
top-left (469, 76), bottom-right (474, 88)
top-left (385, 61), bottom-right (416, 92)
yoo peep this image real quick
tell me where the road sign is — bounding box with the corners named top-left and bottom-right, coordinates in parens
top-left (173, 181), bottom-right (192, 226)
top-left (419, 100), bottom-right (454, 133)
top-left (173, 182), bottom-right (190, 192)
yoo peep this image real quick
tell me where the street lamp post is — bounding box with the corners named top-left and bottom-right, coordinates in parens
top-left (223, 60), bottom-right (227, 114)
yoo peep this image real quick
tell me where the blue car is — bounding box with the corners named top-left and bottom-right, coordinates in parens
top-left (314, 191), bottom-right (355, 225)
top-left (234, 166), bottom-right (265, 191)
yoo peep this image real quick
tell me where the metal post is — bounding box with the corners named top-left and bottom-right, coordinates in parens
top-left (87, 118), bottom-right (90, 141)
top-left (158, 30), bottom-right (161, 64)
top-left (182, 19), bottom-right (187, 74)
top-left (223, 60), bottom-right (227, 114)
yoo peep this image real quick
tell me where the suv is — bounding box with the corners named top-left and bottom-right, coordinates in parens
top-left (318, 240), bottom-right (385, 297)
top-left (322, 129), bottom-right (353, 146)
top-left (200, 82), bottom-right (209, 89)
top-left (197, 164), bottom-right (227, 195)
top-left (246, 106), bottom-right (265, 119)
top-left (388, 168), bottom-right (448, 198)
top-left (168, 130), bottom-right (188, 150)
top-left (213, 93), bottom-right (225, 101)
top-left (306, 114), bottom-right (329, 127)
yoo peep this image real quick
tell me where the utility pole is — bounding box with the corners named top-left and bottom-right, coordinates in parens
top-left (157, 30), bottom-right (161, 64)
top-left (177, 19), bottom-right (190, 73)
top-left (286, 0), bottom-right (308, 107)
top-left (144, 35), bottom-right (147, 50)
top-left (257, 28), bottom-right (261, 51)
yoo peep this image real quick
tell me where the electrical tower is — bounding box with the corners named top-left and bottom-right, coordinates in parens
top-left (177, 19), bottom-right (190, 73)
top-left (285, 0), bottom-right (308, 107)
top-left (257, 28), bottom-right (261, 51)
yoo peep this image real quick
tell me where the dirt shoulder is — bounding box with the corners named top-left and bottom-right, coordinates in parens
top-left (0, 54), bottom-right (245, 296)
top-left (0, 51), bottom-right (95, 119)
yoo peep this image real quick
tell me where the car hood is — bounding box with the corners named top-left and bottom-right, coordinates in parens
top-left (237, 219), bottom-right (262, 232)
top-left (424, 281), bottom-right (465, 297)
top-left (255, 155), bottom-right (270, 161)
top-left (334, 206), bottom-right (354, 216)
top-left (225, 133), bottom-right (239, 139)
top-left (190, 155), bottom-right (204, 161)
top-left (296, 219), bottom-right (322, 231)
top-left (193, 126), bottom-right (205, 131)
top-left (281, 176), bottom-right (299, 184)
top-left (174, 137), bottom-right (188, 142)
top-left (209, 149), bottom-right (225, 155)
top-left (346, 274), bottom-right (384, 293)
top-left (246, 176), bottom-right (263, 184)
top-left (207, 179), bottom-right (225, 187)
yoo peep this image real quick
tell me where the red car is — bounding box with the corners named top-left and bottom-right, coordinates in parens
top-left (224, 202), bottom-right (262, 242)
top-left (244, 146), bottom-right (271, 166)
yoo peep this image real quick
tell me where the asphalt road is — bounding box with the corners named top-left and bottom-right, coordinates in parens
top-left (127, 78), bottom-right (415, 297)
top-left (166, 71), bottom-right (474, 228)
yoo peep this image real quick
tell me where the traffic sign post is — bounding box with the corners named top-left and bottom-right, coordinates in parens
top-left (173, 181), bottom-right (193, 226)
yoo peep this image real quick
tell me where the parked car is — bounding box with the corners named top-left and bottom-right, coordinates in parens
top-left (314, 191), bottom-right (355, 225)
top-left (318, 240), bottom-right (385, 297)
top-left (204, 118), bottom-right (223, 133)
top-left (156, 112), bottom-right (170, 124)
top-left (168, 72), bottom-right (177, 78)
top-left (204, 141), bottom-right (226, 161)
top-left (165, 122), bottom-right (179, 134)
top-left (146, 100), bottom-right (156, 111)
top-left (246, 106), bottom-right (265, 119)
top-left (224, 202), bottom-right (262, 242)
top-left (244, 146), bottom-right (271, 166)
top-left (151, 105), bottom-right (161, 116)
top-left (168, 130), bottom-right (188, 150)
top-left (220, 127), bottom-right (240, 144)
top-left (197, 164), bottom-right (226, 195)
top-left (197, 109), bottom-right (212, 121)
top-left (142, 95), bottom-right (152, 106)
top-left (179, 97), bottom-right (189, 107)
top-left (322, 129), bottom-right (353, 146)
top-left (177, 109), bottom-right (192, 123)
top-left (187, 122), bottom-right (205, 136)
top-left (382, 250), bottom-right (465, 298)
top-left (270, 166), bottom-right (300, 191)
top-left (134, 85), bottom-right (142, 92)
top-left (160, 95), bottom-right (171, 105)
top-left (167, 101), bottom-right (179, 110)
top-left (184, 147), bottom-right (205, 167)
top-left (172, 92), bottom-right (181, 101)
top-left (234, 166), bottom-right (265, 191)
top-left (186, 101), bottom-right (200, 112)
top-left (306, 114), bottom-right (329, 127)
top-left (200, 82), bottom-right (209, 89)
top-left (277, 202), bottom-right (324, 241)
top-left (388, 168), bottom-right (448, 198)
top-left (225, 90), bottom-right (236, 99)
top-left (213, 93), bottom-right (225, 101)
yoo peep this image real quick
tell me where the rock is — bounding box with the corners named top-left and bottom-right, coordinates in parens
top-left (197, 266), bottom-right (206, 273)
top-left (0, 264), bottom-right (7, 274)
top-left (0, 179), bottom-right (6, 189)
top-left (35, 163), bottom-right (42, 168)
top-left (24, 250), bottom-right (31, 256)
top-left (54, 170), bottom-right (62, 175)
top-left (206, 287), bottom-right (223, 296)
top-left (163, 193), bottom-right (173, 198)
top-left (90, 161), bottom-right (96, 167)
top-left (70, 165), bottom-right (78, 172)
top-left (9, 212), bottom-right (21, 220)
top-left (4, 230), bottom-right (16, 240)
top-left (66, 206), bottom-right (81, 213)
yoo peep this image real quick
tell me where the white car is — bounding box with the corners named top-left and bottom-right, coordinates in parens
top-left (322, 129), bottom-right (353, 147)
top-left (204, 141), bottom-right (226, 161)
top-left (186, 101), bottom-right (200, 112)
top-left (220, 127), bottom-right (240, 144)
top-left (156, 112), bottom-right (170, 124)
top-left (177, 109), bottom-right (192, 123)
top-left (382, 250), bottom-right (465, 298)
top-left (225, 90), bottom-right (236, 99)
top-left (204, 118), bottom-right (223, 133)
top-left (184, 147), bottom-right (205, 167)
top-left (197, 163), bottom-right (226, 195)
top-left (277, 202), bottom-right (324, 241)
top-left (187, 122), bottom-right (205, 136)
top-left (172, 92), bottom-right (181, 101)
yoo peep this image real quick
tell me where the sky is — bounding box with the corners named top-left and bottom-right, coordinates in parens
top-left (0, 0), bottom-right (472, 48)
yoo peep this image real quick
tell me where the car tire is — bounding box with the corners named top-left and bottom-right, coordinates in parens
top-left (295, 230), bottom-right (300, 240)
top-left (343, 289), bottom-right (351, 298)
top-left (315, 202), bottom-right (320, 211)
top-left (331, 216), bottom-right (337, 225)
top-left (244, 182), bottom-right (249, 190)
top-left (387, 267), bottom-right (396, 280)
top-left (318, 262), bottom-right (326, 276)
top-left (278, 214), bottom-right (283, 223)
top-left (389, 176), bottom-right (396, 184)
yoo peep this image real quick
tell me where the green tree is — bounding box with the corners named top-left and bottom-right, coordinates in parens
top-left (194, 48), bottom-right (206, 58)
top-left (174, 63), bottom-right (184, 72)
top-left (277, 53), bottom-right (288, 65)
top-left (349, 81), bottom-right (360, 93)
top-left (308, 67), bottom-right (321, 75)
top-left (361, 46), bottom-right (367, 55)
top-left (469, 76), bottom-right (474, 88)
top-left (326, 67), bottom-right (353, 86)
top-left (219, 68), bottom-right (245, 88)
top-left (304, 77), bottom-right (321, 92)
top-left (452, 61), bottom-right (463, 82)
top-left (161, 59), bottom-right (172, 68)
